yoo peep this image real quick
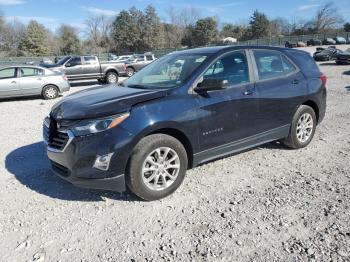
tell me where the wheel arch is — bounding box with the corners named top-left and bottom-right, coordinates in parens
top-left (302, 100), bottom-right (319, 123)
top-left (42, 83), bottom-right (59, 94)
top-left (105, 68), bottom-right (119, 76)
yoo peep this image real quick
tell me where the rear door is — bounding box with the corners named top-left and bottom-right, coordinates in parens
top-left (251, 49), bottom-right (308, 133)
top-left (19, 67), bottom-right (45, 95)
top-left (0, 67), bottom-right (20, 98)
top-left (82, 56), bottom-right (101, 79)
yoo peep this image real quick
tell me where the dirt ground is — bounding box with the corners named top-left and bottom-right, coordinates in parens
top-left (0, 46), bottom-right (350, 262)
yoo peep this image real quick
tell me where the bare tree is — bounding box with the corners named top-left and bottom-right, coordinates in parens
top-left (313, 2), bottom-right (344, 33)
top-left (84, 15), bottom-right (112, 53)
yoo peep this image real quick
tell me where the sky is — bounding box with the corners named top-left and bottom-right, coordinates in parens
top-left (0, 0), bottom-right (349, 33)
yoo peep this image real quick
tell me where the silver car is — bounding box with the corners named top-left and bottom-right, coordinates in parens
top-left (0, 66), bottom-right (70, 100)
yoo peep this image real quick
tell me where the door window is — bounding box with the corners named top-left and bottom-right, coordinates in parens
top-left (253, 50), bottom-right (296, 80)
top-left (20, 67), bottom-right (44, 77)
top-left (203, 51), bottom-right (250, 86)
top-left (146, 55), bottom-right (154, 61)
top-left (67, 57), bottom-right (82, 67)
top-left (0, 68), bottom-right (17, 79)
top-left (83, 56), bottom-right (98, 65)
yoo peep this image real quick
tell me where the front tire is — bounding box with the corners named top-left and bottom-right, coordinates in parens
top-left (126, 134), bottom-right (188, 201)
top-left (42, 85), bottom-right (59, 100)
top-left (282, 105), bottom-right (316, 149)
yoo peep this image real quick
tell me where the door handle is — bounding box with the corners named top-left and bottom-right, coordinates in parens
top-left (37, 78), bottom-right (42, 81)
top-left (243, 90), bottom-right (254, 96)
top-left (11, 81), bottom-right (16, 84)
top-left (292, 79), bottom-right (299, 85)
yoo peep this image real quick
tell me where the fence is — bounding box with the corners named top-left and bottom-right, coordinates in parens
top-left (0, 31), bottom-right (349, 65)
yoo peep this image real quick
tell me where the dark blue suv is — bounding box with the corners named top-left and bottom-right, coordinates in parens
top-left (44, 46), bottom-right (327, 200)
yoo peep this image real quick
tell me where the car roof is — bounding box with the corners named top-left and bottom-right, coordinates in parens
top-left (173, 45), bottom-right (308, 56)
top-left (0, 65), bottom-right (47, 70)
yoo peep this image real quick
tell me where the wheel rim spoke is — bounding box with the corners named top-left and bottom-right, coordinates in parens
top-left (296, 112), bottom-right (314, 143)
top-left (142, 146), bottom-right (181, 191)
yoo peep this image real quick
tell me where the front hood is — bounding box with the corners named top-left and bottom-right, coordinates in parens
top-left (50, 85), bottom-right (167, 120)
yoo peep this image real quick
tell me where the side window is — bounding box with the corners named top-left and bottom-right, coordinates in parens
top-left (146, 55), bottom-right (154, 61)
top-left (20, 68), bottom-right (44, 77)
top-left (203, 51), bottom-right (250, 86)
top-left (137, 56), bottom-right (145, 62)
top-left (0, 68), bottom-right (17, 79)
top-left (84, 56), bottom-right (97, 65)
top-left (67, 57), bottom-right (82, 66)
top-left (253, 50), bottom-right (296, 80)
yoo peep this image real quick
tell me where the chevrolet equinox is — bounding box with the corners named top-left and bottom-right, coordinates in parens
top-left (43, 46), bottom-right (327, 200)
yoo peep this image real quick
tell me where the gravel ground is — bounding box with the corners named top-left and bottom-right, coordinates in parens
top-left (0, 46), bottom-right (350, 262)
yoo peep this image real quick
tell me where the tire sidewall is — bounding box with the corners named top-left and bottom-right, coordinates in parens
top-left (290, 106), bottom-right (317, 148)
top-left (127, 135), bottom-right (188, 201)
top-left (126, 68), bottom-right (134, 77)
top-left (43, 85), bottom-right (59, 100)
top-left (106, 72), bottom-right (118, 84)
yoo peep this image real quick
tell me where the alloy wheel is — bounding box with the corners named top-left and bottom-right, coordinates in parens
top-left (296, 113), bottom-right (314, 143)
top-left (142, 147), bottom-right (180, 191)
top-left (45, 86), bottom-right (58, 99)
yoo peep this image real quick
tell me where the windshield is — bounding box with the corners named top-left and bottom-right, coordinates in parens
top-left (56, 56), bottom-right (71, 65)
top-left (123, 53), bottom-right (208, 89)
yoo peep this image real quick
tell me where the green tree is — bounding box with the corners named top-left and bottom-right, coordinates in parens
top-left (193, 17), bottom-right (218, 46)
top-left (143, 5), bottom-right (164, 50)
top-left (344, 22), bottom-right (350, 32)
top-left (58, 25), bottom-right (81, 55)
top-left (220, 23), bottom-right (247, 40)
top-left (19, 20), bottom-right (50, 55)
top-left (249, 10), bottom-right (270, 39)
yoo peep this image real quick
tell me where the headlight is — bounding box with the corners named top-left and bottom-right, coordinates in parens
top-left (70, 113), bottom-right (130, 136)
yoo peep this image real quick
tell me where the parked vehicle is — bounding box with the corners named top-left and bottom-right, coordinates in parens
top-left (297, 41), bottom-right (307, 47)
top-left (124, 53), bottom-right (157, 77)
top-left (334, 37), bottom-right (347, 44)
top-left (313, 47), bottom-right (342, 61)
top-left (336, 48), bottom-right (350, 64)
top-left (41, 55), bottom-right (126, 84)
top-left (307, 39), bottom-right (322, 46)
top-left (347, 38), bottom-right (350, 44)
top-left (44, 46), bottom-right (327, 200)
top-left (40, 57), bottom-right (53, 65)
top-left (285, 41), bottom-right (297, 48)
top-left (323, 38), bottom-right (336, 45)
top-left (0, 66), bottom-right (70, 100)
top-left (109, 55), bottom-right (134, 63)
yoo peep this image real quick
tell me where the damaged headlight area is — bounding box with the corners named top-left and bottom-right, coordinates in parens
top-left (70, 112), bottom-right (130, 137)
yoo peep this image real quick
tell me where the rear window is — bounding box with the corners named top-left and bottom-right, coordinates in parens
top-left (285, 50), bottom-right (320, 77)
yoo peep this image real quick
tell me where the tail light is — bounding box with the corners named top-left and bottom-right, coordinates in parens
top-left (62, 75), bottom-right (68, 81)
top-left (320, 73), bottom-right (327, 87)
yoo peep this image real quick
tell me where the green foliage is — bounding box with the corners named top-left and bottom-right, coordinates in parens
top-left (249, 10), bottom-right (270, 39)
top-left (344, 23), bottom-right (350, 32)
top-left (112, 5), bottom-right (164, 52)
top-left (19, 20), bottom-right (50, 56)
top-left (182, 17), bottom-right (218, 47)
top-left (58, 25), bottom-right (81, 55)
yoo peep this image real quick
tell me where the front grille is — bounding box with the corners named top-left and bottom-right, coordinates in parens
top-left (51, 161), bottom-right (70, 177)
top-left (43, 117), bottom-right (71, 151)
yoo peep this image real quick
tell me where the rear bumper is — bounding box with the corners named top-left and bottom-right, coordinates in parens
top-left (59, 82), bottom-right (71, 93)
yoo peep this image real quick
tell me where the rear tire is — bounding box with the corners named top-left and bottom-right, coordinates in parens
top-left (282, 105), bottom-right (316, 149)
top-left (42, 85), bottom-right (59, 100)
top-left (126, 134), bottom-right (188, 201)
top-left (106, 71), bottom-right (118, 84)
top-left (126, 67), bottom-right (135, 77)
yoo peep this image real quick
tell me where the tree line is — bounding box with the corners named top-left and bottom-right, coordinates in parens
top-left (0, 2), bottom-right (348, 57)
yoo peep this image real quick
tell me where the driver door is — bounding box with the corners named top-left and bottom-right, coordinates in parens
top-left (64, 57), bottom-right (83, 80)
top-left (194, 50), bottom-right (260, 154)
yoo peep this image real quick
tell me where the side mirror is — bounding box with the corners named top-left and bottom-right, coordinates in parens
top-left (194, 78), bottom-right (229, 93)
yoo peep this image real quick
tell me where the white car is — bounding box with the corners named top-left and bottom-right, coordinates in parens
top-left (0, 66), bottom-right (70, 100)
